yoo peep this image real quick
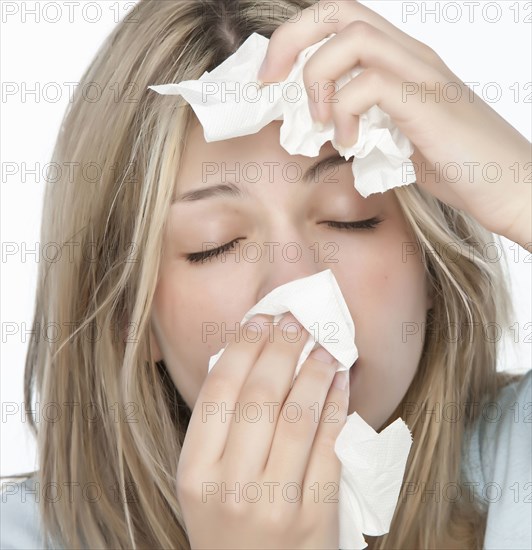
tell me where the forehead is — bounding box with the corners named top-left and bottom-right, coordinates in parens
top-left (176, 117), bottom-right (343, 190)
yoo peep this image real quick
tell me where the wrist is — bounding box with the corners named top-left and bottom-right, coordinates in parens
top-left (501, 182), bottom-right (532, 249)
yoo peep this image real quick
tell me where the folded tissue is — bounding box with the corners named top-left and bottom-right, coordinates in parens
top-left (207, 269), bottom-right (413, 549)
top-left (148, 32), bottom-right (416, 198)
top-left (207, 268), bottom-right (356, 380)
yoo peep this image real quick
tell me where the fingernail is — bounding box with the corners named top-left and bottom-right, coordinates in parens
top-left (334, 128), bottom-right (357, 155)
top-left (309, 346), bottom-right (336, 364)
top-left (332, 370), bottom-right (348, 390)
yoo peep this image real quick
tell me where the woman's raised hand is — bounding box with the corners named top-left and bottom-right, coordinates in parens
top-left (257, 0), bottom-right (531, 249)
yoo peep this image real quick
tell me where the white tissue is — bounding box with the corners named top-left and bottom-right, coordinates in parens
top-left (207, 269), bottom-right (413, 549)
top-left (148, 32), bottom-right (416, 198)
top-left (335, 413), bottom-right (413, 549)
top-left (207, 269), bottom-right (357, 381)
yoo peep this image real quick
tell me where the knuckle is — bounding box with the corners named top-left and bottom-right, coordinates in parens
top-left (419, 42), bottom-right (443, 64)
top-left (268, 21), bottom-right (289, 46)
top-left (264, 503), bottom-right (296, 532)
top-left (305, 358), bottom-right (337, 383)
top-left (300, 404), bottom-right (319, 429)
top-left (313, 433), bottom-right (341, 461)
top-left (362, 67), bottom-right (385, 89)
top-left (242, 380), bottom-right (278, 406)
top-left (176, 472), bottom-right (203, 503)
top-left (219, 497), bottom-right (249, 521)
top-left (346, 19), bottom-right (374, 40)
top-left (280, 402), bottom-right (314, 438)
top-left (268, 23), bottom-right (283, 42)
top-left (321, 399), bottom-right (345, 427)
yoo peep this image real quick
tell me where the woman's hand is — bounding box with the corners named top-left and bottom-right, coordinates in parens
top-left (176, 313), bottom-right (350, 550)
top-left (257, 0), bottom-right (531, 249)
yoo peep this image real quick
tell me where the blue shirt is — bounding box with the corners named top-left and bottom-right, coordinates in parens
top-left (2, 369), bottom-right (531, 549)
top-left (461, 368), bottom-right (532, 549)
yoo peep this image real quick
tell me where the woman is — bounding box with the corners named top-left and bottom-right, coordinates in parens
top-left (1, 0), bottom-right (530, 548)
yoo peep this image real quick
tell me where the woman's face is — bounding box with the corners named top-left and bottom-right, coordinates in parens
top-left (150, 118), bottom-right (432, 431)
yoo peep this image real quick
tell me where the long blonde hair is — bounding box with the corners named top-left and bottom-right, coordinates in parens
top-left (11, 0), bottom-right (524, 547)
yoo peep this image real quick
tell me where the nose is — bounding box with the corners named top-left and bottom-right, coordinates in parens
top-left (255, 227), bottom-right (328, 299)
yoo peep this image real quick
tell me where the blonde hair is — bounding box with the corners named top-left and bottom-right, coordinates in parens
top-left (9, 0), bottom-right (524, 548)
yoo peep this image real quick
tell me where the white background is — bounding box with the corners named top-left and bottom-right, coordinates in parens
top-left (1, 1), bottom-right (531, 476)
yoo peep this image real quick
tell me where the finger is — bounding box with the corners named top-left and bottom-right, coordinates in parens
top-left (303, 20), bottom-right (444, 124)
top-left (327, 67), bottom-right (430, 150)
top-left (221, 313), bottom-right (309, 476)
top-left (258, 0), bottom-right (440, 83)
top-left (179, 314), bottom-right (273, 470)
top-left (264, 346), bottom-right (338, 489)
top-left (302, 370), bottom-right (349, 512)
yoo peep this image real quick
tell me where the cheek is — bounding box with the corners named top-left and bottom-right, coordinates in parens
top-left (151, 265), bottom-right (214, 406)
top-left (153, 272), bottom-right (202, 355)
top-left (360, 250), bottom-right (427, 359)
top-left (151, 262), bottom-right (257, 405)
top-left (338, 230), bottom-right (429, 429)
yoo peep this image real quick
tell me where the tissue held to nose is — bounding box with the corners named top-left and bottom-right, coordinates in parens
top-left (206, 270), bottom-right (413, 550)
top-left (207, 269), bottom-right (357, 378)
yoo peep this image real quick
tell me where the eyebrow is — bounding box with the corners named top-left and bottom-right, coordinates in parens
top-left (173, 153), bottom-right (349, 203)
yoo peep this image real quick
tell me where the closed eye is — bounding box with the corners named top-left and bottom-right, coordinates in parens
top-left (185, 239), bottom-right (243, 264)
top-left (322, 217), bottom-right (383, 231)
top-left (185, 217), bottom-right (383, 264)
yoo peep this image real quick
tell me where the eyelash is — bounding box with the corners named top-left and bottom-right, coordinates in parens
top-left (185, 216), bottom-right (384, 264)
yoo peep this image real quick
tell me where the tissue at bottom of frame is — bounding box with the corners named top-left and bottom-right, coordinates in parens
top-left (335, 412), bottom-right (413, 549)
